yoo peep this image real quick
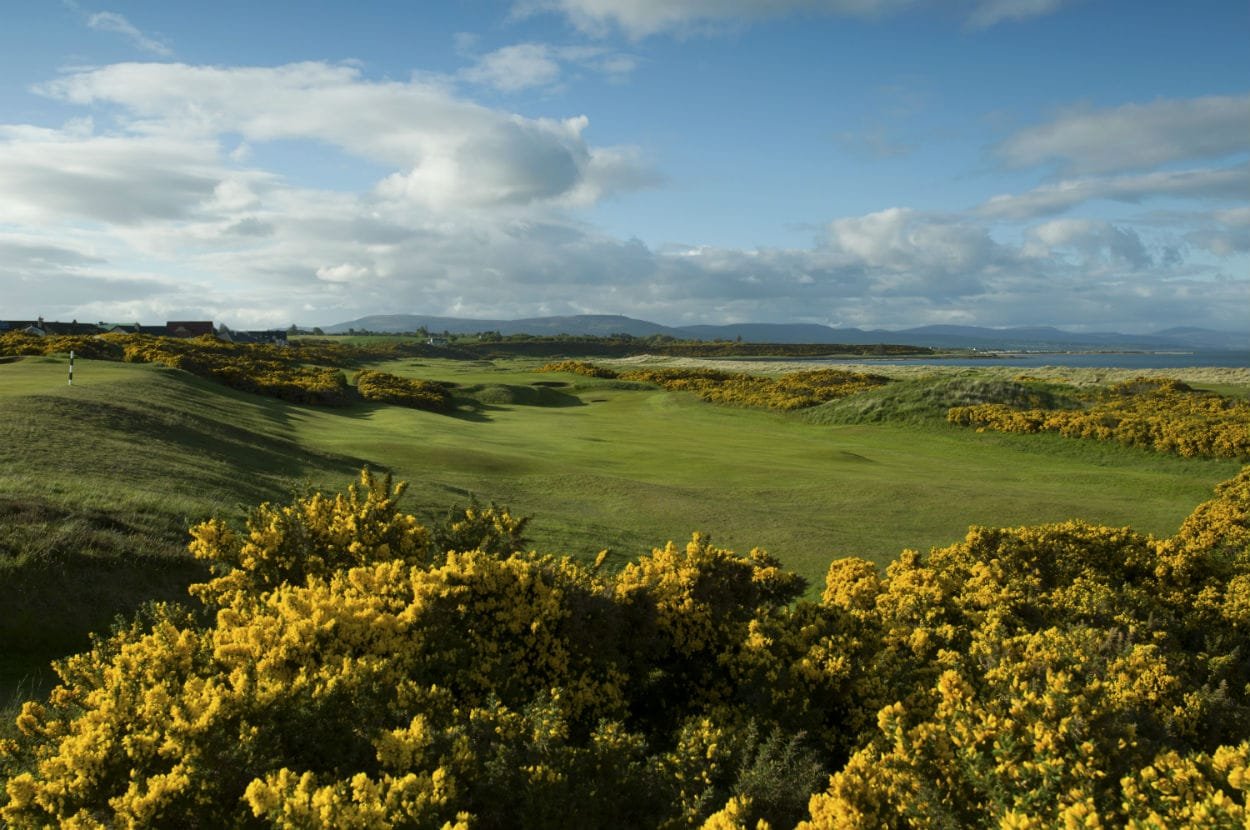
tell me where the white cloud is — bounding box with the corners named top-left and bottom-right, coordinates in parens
top-left (519, 0), bottom-right (1071, 37)
top-left (316, 263), bottom-right (373, 283)
top-left (978, 164), bottom-right (1250, 220)
top-left (1024, 218), bottom-right (1152, 270)
top-left (86, 11), bottom-right (173, 56)
top-left (520, 0), bottom-right (917, 37)
top-left (1186, 207), bottom-right (1250, 257)
top-left (0, 125), bottom-right (222, 224)
top-left (5, 188), bottom-right (1245, 331)
top-left (36, 61), bottom-right (655, 211)
top-left (461, 43), bottom-right (563, 92)
top-left (996, 94), bottom-right (1250, 175)
top-left (2, 61), bottom-right (1245, 334)
top-left (458, 42), bottom-right (639, 92)
top-left (828, 207), bottom-right (1002, 278)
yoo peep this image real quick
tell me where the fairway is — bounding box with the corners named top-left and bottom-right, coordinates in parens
top-left (4, 354), bottom-right (1236, 579)
top-left (295, 358), bottom-right (1241, 585)
top-left (0, 352), bottom-right (1245, 714)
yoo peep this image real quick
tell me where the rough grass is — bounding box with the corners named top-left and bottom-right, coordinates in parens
top-left (605, 354), bottom-right (1250, 388)
top-left (802, 377), bottom-right (1082, 425)
top-left (0, 357), bottom-right (364, 700)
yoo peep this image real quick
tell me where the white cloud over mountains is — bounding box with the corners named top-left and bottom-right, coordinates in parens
top-left (0, 60), bottom-right (1245, 332)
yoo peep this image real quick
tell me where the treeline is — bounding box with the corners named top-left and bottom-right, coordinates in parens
top-left (542, 361), bottom-right (890, 411)
top-left (3, 467), bottom-right (1248, 827)
top-left (950, 377), bottom-right (1250, 460)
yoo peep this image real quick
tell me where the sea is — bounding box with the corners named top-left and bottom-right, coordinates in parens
top-left (809, 351), bottom-right (1250, 370)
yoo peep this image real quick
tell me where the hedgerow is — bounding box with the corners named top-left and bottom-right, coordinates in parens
top-left (4, 466), bottom-right (1249, 828)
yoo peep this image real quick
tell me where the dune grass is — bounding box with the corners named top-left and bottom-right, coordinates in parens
top-left (0, 353), bottom-right (1242, 700)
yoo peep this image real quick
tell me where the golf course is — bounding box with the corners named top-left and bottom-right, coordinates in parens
top-left (3, 340), bottom-right (1250, 828)
top-left (2, 347), bottom-right (1244, 696)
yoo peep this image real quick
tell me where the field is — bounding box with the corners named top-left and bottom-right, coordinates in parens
top-left (2, 351), bottom-right (1245, 703)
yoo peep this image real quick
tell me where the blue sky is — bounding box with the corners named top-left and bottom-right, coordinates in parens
top-left (1, 0), bottom-right (1246, 331)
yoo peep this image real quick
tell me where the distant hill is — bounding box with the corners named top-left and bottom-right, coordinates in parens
top-left (324, 314), bottom-right (1249, 352)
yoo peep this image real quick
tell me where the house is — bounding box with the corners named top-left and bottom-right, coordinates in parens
top-left (0, 318), bottom-right (101, 336)
top-left (1, 319), bottom-right (219, 338)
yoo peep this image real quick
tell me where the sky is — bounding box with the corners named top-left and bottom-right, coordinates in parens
top-left (0, 0), bottom-right (1247, 332)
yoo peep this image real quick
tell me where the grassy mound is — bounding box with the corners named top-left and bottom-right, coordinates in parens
top-left (460, 383), bottom-right (585, 408)
top-left (802, 376), bottom-right (1079, 425)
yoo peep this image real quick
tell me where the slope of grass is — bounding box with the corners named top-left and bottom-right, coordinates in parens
top-left (801, 376), bottom-right (1081, 425)
top-left (0, 357), bottom-right (364, 698)
top-left (1, 354), bottom-right (1241, 700)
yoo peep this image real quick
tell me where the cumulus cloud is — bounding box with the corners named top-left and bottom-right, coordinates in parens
top-left (4, 183), bottom-right (1245, 331)
top-left (36, 61), bottom-right (655, 211)
top-left (828, 207), bottom-right (1003, 285)
top-left (85, 11), bottom-right (173, 56)
top-left (1024, 218), bottom-right (1152, 270)
top-left (519, 0), bottom-right (1071, 37)
top-left (996, 94), bottom-right (1250, 175)
top-left (3, 61), bottom-right (1245, 334)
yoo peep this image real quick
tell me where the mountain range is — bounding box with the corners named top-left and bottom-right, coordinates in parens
top-left (324, 314), bottom-right (1250, 352)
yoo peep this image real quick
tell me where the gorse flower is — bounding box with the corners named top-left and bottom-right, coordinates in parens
top-left (4, 467), bottom-right (1250, 827)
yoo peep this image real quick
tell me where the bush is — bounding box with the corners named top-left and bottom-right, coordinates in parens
top-left (354, 369), bottom-right (453, 412)
top-left (4, 468), bottom-right (1250, 827)
top-left (949, 376), bottom-right (1250, 459)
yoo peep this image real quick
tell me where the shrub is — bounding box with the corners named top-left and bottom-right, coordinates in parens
top-left (949, 376), bottom-right (1250, 459)
top-left (4, 467), bottom-right (1250, 827)
top-left (354, 369), bottom-right (453, 412)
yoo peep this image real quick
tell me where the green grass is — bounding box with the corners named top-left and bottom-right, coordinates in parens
top-left (0, 356), bottom-right (364, 700)
top-left (0, 353), bottom-right (1242, 702)
top-left (801, 376), bottom-right (1082, 425)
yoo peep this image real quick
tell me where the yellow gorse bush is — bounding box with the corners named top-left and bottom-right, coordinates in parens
top-left (540, 361), bottom-right (890, 411)
top-left (354, 370), bottom-right (453, 412)
top-left (949, 376), bottom-right (1250, 459)
top-left (4, 466), bottom-right (1250, 827)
